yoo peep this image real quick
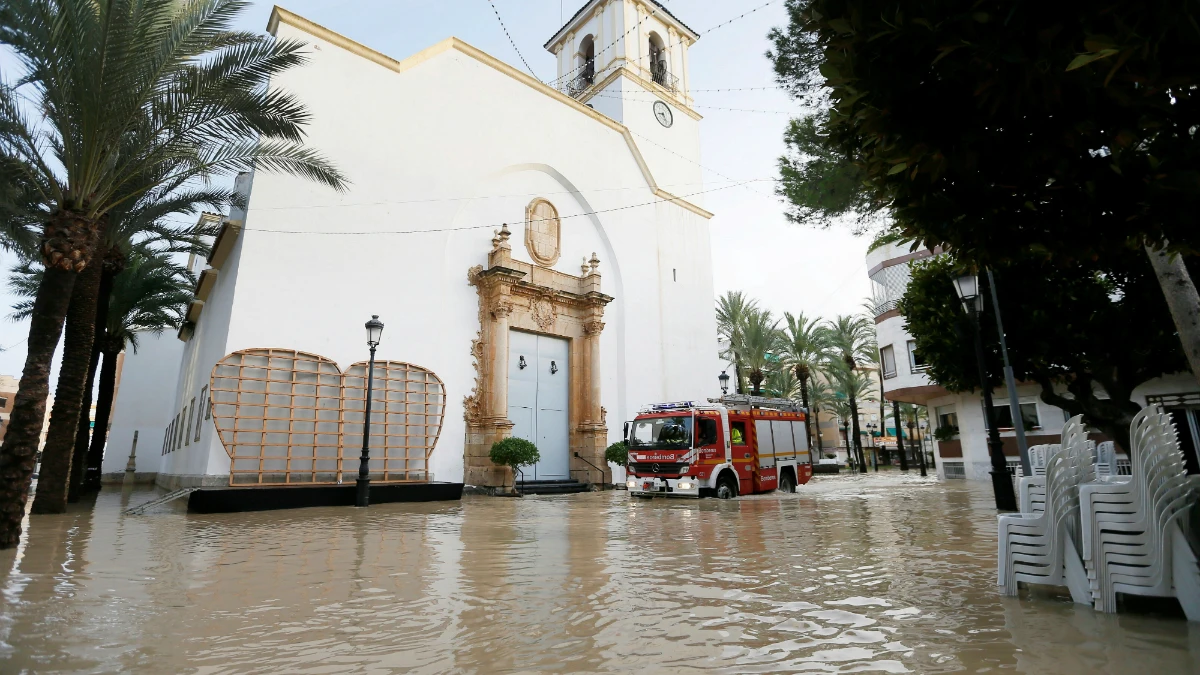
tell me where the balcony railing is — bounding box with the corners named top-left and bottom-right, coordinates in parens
top-left (650, 62), bottom-right (678, 93)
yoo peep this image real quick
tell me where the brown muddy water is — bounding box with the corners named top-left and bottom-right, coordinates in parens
top-left (0, 474), bottom-right (1196, 674)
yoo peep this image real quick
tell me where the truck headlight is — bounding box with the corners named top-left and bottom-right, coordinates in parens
top-left (626, 479), bottom-right (637, 489)
top-left (677, 481), bottom-right (693, 490)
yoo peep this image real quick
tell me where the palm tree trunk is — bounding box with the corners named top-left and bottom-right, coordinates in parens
top-left (1145, 243), bottom-right (1200, 387)
top-left (0, 266), bottom-right (79, 546)
top-left (813, 407), bottom-right (824, 453)
top-left (83, 258), bottom-right (119, 493)
top-left (85, 347), bottom-right (121, 487)
top-left (798, 376), bottom-right (813, 453)
top-left (849, 396), bottom-right (866, 473)
top-left (734, 361), bottom-right (745, 395)
top-left (893, 400), bottom-right (908, 472)
top-left (31, 259), bottom-right (104, 514)
top-left (66, 339), bottom-right (100, 502)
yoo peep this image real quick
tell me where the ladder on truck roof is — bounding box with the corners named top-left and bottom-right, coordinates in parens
top-left (707, 394), bottom-right (805, 413)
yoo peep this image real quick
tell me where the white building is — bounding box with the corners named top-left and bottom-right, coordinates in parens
top-left (868, 241), bottom-right (1200, 480)
top-left (110, 2), bottom-right (721, 490)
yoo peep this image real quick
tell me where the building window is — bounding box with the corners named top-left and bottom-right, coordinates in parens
top-left (648, 32), bottom-right (673, 89)
top-left (177, 408), bottom-right (186, 450)
top-left (880, 345), bottom-right (897, 379)
top-left (196, 386), bottom-right (207, 442)
top-left (0, 397), bottom-right (7, 407)
top-left (186, 398), bottom-right (195, 446)
top-left (936, 405), bottom-right (959, 433)
top-left (943, 461), bottom-right (966, 479)
top-left (907, 340), bottom-right (928, 373)
top-left (171, 416), bottom-right (179, 452)
top-left (206, 394), bottom-right (213, 420)
top-left (988, 401), bottom-right (1041, 431)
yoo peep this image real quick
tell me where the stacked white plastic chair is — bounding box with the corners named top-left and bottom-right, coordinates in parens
top-left (1094, 441), bottom-right (1118, 477)
top-left (1018, 444), bottom-right (1055, 515)
top-left (998, 417), bottom-right (1094, 604)
top-left (1080, 405), bottom-right (1200, 619)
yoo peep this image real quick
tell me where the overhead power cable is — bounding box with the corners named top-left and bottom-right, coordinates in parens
top-left (233, 180), bottom-right (762, 236)
top-left (486, 0), bottom-right (541, 80)
top-left (554, 0), bottom-right (781, 95)
top-left (583, 89), bottom-right (795, 114)
top-left (180, 178), bottom-right (771, 213)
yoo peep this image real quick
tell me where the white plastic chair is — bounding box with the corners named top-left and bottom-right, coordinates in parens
top-left (998, 418), bottom-right (1093, 603)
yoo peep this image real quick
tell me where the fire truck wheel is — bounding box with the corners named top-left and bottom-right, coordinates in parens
top-left (779, 471), bottom-right (796, 493)
top-left (715, 473), bottom-right (738, 500)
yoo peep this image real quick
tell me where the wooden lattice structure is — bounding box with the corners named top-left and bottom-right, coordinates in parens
top-left (210, 349), bottom-right (445, 486)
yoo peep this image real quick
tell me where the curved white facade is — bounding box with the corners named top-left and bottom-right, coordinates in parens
top-left (118, 6), bottom-right (721, 488)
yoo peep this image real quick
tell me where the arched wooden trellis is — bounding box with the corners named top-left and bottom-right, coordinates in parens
top-left (209, 348), bottom-right (445, 486)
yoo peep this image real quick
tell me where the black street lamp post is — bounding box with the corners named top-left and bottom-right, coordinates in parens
top-left (719, 370), bottom-right (730, 395)
top-left (952, 274), bottom-right (1018, 511)
top-left (356, 315), bottom-right (385, 508)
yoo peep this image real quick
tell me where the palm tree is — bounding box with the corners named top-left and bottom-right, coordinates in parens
top-left (779, 311), bottom-right (827, 448)
top-left (88, 251), bottom-right (194, 476)
top-left (763, 367), bottom-right (799, 400)
top-left (806, 377), bottom-right (836, 458)
top-left (0, 0), bottom-right (347, 541)
top-left (740, 309), bottom-right (781, 395)
top-left (822, 314), bottom-right (877, 370)
top-left (716, 291), bottom-right (758, 394)
top-left (825, 394), bottom-right (855, 469)
top-left (827, 361), bottom-right (877, 474)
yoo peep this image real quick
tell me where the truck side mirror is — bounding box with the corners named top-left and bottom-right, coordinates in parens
top-left (623, 422), bottom-right (630, 442)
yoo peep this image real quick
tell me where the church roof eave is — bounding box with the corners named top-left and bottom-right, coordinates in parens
top-left (543, 0), bottom-right (699, 52)
top-left (265, 6), bottom-right (712, 220)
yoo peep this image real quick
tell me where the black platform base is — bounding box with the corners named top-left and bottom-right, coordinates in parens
top-left (516, 479), bottom-right (591, 495)
top-left (187, 482), bottom-right (464, 513)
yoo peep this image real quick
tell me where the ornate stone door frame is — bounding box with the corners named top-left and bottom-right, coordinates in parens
top-left (465, 225), bottom-right (612, 487)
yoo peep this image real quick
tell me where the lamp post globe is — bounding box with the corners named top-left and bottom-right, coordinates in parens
top-left (365, 315), bottom-right (384, 347)
top-left (719, 370), bottom-right (730, 395)
top-left (952, 273), bottom-right (983, 314)
top-left (357, 315), bottom-right (385, 507)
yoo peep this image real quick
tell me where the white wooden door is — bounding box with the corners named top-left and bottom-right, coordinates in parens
top-left (507, 331), bottom-right (570, 481)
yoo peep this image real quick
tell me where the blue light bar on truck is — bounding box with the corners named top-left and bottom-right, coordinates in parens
top-left (648, 401), bottom-right (695, 411)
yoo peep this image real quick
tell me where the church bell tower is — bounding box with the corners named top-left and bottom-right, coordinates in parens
top-left (545, 0), bottom-right (702, 191)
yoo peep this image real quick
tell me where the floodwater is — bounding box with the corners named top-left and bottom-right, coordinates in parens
top-left (0, 475), bottom-right (1197, 674)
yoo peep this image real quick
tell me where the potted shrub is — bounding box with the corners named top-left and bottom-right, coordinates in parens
top-left (489, 437), bottom-right (540, 495)
top-left (933, 424), bottom-right (959, 443)
top-left (605, 440), bottom-right (629, 468)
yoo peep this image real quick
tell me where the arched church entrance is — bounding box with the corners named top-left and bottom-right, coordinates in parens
top-left (464, 202), bottom-right (613, 489)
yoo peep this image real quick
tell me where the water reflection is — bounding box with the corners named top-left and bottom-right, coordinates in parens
top-left (0, 474), bottom-right (1196, 673)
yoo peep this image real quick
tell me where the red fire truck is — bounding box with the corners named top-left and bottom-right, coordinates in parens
top-left (624, 395), bottom-right (812, 499)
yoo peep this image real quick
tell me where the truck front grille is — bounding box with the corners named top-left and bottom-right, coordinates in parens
top-left (629, 462), bottom-right (688, 476)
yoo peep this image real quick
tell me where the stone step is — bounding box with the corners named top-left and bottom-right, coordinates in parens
top-left (516, 480), bottom-right (590, 495)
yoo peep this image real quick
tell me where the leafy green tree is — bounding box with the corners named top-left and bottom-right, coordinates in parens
top-left (777, 112), bottom-right (880, 232)
top-left (767, 0), bottom-right (1200, 384)
top-left (899, 252), bottom-right (1191, 452)
top-left (0, 0), bottom-right (346, 533)
top-left (716, 291), bottom-right (759, 394)
top-left (490, 437), bottom-right (540, 488)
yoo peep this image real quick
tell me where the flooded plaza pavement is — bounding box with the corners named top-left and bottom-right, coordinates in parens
top-left (0, 474), bottom-right (1197, 674)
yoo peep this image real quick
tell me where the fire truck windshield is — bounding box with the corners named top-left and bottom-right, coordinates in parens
top-left (629, 416), bottom-right (692, 450)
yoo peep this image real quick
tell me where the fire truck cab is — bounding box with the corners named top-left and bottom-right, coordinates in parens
top-left (624, 395), bottom-right (813, 499)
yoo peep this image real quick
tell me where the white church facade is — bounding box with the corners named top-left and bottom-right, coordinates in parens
top-left (103, 2), bottom-right (721, 490)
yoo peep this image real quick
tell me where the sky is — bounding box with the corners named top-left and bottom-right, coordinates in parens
top-left (0, 0), bottom-right (873, 384)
